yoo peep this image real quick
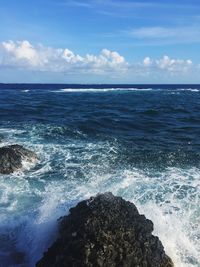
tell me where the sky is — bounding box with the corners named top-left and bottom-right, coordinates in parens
top-left (0, 0), bottom-right (200, 83)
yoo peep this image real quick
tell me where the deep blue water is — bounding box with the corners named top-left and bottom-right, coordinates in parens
top-left (0, 84), bottom-right (199, 267)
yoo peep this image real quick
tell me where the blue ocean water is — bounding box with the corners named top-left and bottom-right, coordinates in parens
top-left (0, 84), bottom-right (199, 267)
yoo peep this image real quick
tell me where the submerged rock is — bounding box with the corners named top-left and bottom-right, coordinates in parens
top-left (0, 144), bottom-right (37, 174)
top-left (36, 192), bottom-right (174, 267)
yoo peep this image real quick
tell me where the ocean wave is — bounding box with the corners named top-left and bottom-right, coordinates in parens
top-left (2, 86), bottom-right (199, 94)
top-left (0, 129), bottom-right (199, 266)
top-left (52, 88), bottom-right (153, 93)
top-left (50, 87), bottom-right (200, 94)
top-left (21, 90), bottom-right (30, 93)
top-left (0, 101), bottom-right (200, 267)
top-left (177, 88), bottom-right (200, 92)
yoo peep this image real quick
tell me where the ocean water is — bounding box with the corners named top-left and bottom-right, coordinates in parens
top-left (0, 84), bottom-right (199, 267)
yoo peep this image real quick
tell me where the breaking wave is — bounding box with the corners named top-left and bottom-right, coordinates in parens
top-left (0, 125), bottom-right (199, 267)
top-left (0, 85), bottom-right (200, 267)
top-left (54, 88), bottom-right (153, 93)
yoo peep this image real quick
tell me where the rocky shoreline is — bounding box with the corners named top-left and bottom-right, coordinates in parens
top-left (0, 144), bottom-right (174, 266)
top-left (36, 192), bottom-right (174, 267)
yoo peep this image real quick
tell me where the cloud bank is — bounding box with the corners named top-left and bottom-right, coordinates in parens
top-left (143, 56), bottom-right (192, 72)
top-left (0, 40), bottom-right (194, 77)
top-left (0, 40), bottom-right (127, 74)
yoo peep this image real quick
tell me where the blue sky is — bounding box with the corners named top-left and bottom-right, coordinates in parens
top-left (0, 0), bottom-right (200, 83)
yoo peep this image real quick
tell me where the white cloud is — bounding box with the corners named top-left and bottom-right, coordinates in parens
top-left (2, 41), bottom-right (49, 67)
top-left (0, 40), bottom-right (128, 74)
top-left (60, 1), bottom-right (196, 10)
top-left (143, 57), bottom-right (152, 67)
top-left (142, 55), bottom-right (193, 73)
top-left (156, 56), bottom-right (192, 72)
top-left (2, 40), bottom-right (42, 66)
top-left (127, 26), bottom-right (200, 45)
top-left (60, 0), bottom-right (93, 8)
top-left (0, 40), bottom-right (195, 77)
top-left (129, 27), bottom-right (176, 39)
top-left (85, 49), bottom-right (127, 73)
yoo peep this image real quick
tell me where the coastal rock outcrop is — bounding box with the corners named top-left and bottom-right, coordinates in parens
top-left (0, 144), bottom-right (37, 174)
top-left (36, 192), bottom-right (174, 267)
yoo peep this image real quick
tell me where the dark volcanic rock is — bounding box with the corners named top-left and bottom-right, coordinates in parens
top-left (36, 192), bottom-right (174, 267)
top-left (0, 144), bottom-right (37, 174)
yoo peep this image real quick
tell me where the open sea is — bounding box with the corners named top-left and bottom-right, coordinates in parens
top-left (0, 84), bottom-right (199, 267)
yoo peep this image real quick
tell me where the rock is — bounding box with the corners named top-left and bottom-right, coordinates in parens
top-left (0, 144), bottom-right (37, 174)
top-left (36, 192), bottom-right (174, 267)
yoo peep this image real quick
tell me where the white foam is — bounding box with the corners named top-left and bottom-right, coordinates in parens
top-left (21, 89), bottom-right (30, 93)
top-left (0, 128), bottom-right (25, 134)
top-left (52, 87), bottom-right (200, 94)
top-left (53, 88), bottom-right (153, 93)
top-left (1, 165), bottom-right (199, 267)
top-left (177, 88), bottom-right (199, 92)
top-left (115, 168), bottom-right (200, 267)
top-left (53, 167), bottom-right (199, 267)
top-left (0, 127), bottom-right (199, 266)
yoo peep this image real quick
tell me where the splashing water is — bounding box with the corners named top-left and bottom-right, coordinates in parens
top-left (0, 85), bottom-right (200, 266)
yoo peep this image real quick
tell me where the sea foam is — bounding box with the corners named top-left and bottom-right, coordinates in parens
top-left (0, 88), bottom-right (199, 267)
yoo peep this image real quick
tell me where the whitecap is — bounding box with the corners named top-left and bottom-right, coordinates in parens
top-left (21, 89), bottom-right (30, 93)
top-left (52, 88), bottom-right (153, 93)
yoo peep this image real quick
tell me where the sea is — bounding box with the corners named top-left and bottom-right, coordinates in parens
top-left (0, 84), bottom-right (199, 267)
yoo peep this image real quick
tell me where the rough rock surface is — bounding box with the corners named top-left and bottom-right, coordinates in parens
top-left (36, 192), bottom-right (174, 267)
top-left (0, 144), bottom-right (37, 174)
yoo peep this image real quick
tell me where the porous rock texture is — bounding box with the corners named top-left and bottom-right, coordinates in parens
top-left (0, 144), bottom-right (37, 174)
top-left (36, 192), bottom-right (174, 267)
